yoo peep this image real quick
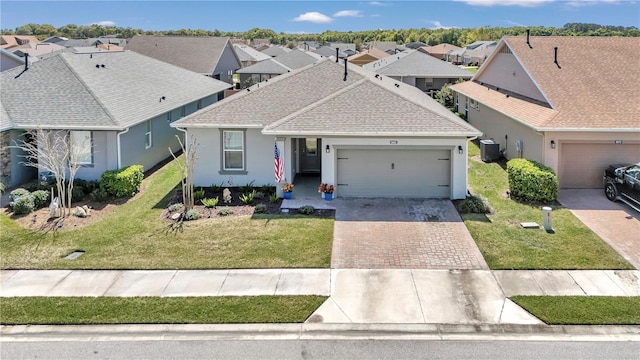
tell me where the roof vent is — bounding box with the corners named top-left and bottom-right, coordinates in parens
top-left (343, 58), bottom-right (348, 81)
top-left (526, 29), bottom-right (532, 48)
top-left (554, 47), bottom-right (561, 68)
top-left (394, 83), bottom-right (400, 88)
top-left (336, 47), bottom-right (339, 62)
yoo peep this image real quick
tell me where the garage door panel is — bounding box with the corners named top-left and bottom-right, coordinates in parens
top-left (337, 149), bottom-right (451, 198)
top-left (560, 143), bottom-right (640, 188)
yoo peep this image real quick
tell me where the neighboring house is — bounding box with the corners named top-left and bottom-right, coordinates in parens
top-left (0, 50), bottom-right (231, 187)
top-left (171, 59), bottom-right (481, 199)
top-left (0, 48), bottom-right (38, 72)
top-left (233, 44), bottom-right (271, 67)
top-left (96, 43), bottom-right (124, 51)
top-left (342, 48), bottom-right (358, 57)
top-left (41, 36), bottom-right (69, 44)
top-left (126, 36), bottom-right (241, 83)
top-left (450, 36), bottom-right (640, 189)
top-left (327, 42), bottom-right (356, 52)
top-left (365, 41), bottom-right (398, 53)
top-left (313, 46), bottom-right (348, 59)
top-left (94, 36), bottom-right (127, 48)
top-left (347, 52), bottom-right (381, 67)
top-left (405, 41), bottom-right (427, 49)
top-left (56, 38), bottom-right (96, 48)
top-left (419, 43), bottom-right (462, 61)
top-left (235, 49), bottom-right (322, 85)
top-left (261, 45), bottom-right (291, 57)
top-left (0, 35), bottom-right (39, 50)
top-left (298, 41), bottom-right (322, 51)
top-left (251, 39), bottom-right (271, 48)
top-left (12, 42), bottom-right (65, 59)
top-left (449, 41), bottom-right (497, 66)
top-left (363, 49), bottom-right (473, 92)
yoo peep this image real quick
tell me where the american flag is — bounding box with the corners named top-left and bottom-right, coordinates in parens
top-left (274, 143), bottom-right (283, 183)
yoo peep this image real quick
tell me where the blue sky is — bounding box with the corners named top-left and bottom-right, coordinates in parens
top-left (1, 1), bottom-right (638, 33)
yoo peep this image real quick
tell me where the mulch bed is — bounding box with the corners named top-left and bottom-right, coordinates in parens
top-left (164, 186), bottom-right (334, 221)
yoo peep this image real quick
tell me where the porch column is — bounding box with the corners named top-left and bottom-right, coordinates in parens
top-left (275, 137), bottom-right (286, 198)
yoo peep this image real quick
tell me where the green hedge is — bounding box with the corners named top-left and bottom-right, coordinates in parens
top-left (100, 165), bottom-right (144, 198)
top-left (507, 158), bottom-right (558, 202)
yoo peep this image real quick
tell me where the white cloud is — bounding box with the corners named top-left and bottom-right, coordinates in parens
top-left (371, 14), bottom-right (382, 17)
top-left (292, 12), bottom-right (333, 24)
top-left (566, 0), bottom-right (620, 7)
top-left (454, 0), bottom-right (554, 7)
top-left (368, 1), bottom-right (389, 6)
top-left (333, 10), bottom-right (363, 17)
top-left (93, 20), bottom-right (116, 26)
top-left (429, 21), bottom-right (459, 29)
top-left (506, 20), bottom-right (526, 26)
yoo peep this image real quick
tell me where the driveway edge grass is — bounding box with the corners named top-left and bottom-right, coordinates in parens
top-left (0, 296), bottom-right (327, 325)
top-left (511, 296), bottom-right (640, 325)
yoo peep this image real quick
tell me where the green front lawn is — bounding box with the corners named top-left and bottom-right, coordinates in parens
top-left (0, 296), bottom-right (327, 324)
top-left (463, 143), bottom-right (632, 270)
top-left (512, 296), bottom-right (640, 325)
top-left (0, 158), bottom-right (334, 269)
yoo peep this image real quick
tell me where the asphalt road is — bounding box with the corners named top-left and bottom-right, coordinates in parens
top-left (3, 339), bottom-right (640, 360)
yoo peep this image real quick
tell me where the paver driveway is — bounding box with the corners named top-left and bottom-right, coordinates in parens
top-left (330, 198), bottom-right (488, 269)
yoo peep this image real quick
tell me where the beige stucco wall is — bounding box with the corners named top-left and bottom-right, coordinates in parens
top-left (475, 51), bottom-right (546, 103)
top-left (459, 93), bottom-right (544, 163)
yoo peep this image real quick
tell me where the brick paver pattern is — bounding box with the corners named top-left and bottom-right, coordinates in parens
top-left (331, 199), bottom-right (489, 270)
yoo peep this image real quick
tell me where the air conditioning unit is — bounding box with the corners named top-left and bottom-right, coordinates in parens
top-left (480, 139), bottom-right (500, 162)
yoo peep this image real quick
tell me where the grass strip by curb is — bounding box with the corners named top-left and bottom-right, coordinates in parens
top-left (0, 296), bottom-right (327, 325)
top-left (511, 296), bottom-right (640, 325)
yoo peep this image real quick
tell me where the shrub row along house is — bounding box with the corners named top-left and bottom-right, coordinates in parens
top-left (450, 36), bottom-right (640, 189)
top-left (1, 49), bottom-right (231, 187)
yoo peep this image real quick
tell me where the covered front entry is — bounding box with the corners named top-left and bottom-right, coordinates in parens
top-left (336, 148), bottom-right (451, 198)
top-left (560, 142), bottom-right (640, 188)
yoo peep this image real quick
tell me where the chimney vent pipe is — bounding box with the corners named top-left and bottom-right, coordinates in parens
top-left (526, 29), bottom-right (532, 48)
top-left (336, 48), bottom-right (339, 62)
top-left (343, 58), bottom-right (348, 81)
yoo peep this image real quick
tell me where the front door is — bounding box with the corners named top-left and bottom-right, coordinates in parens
top-left (299, 138), bottom-right (320, 173)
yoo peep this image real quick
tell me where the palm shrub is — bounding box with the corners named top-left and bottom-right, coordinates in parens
top-left (194, 188), bottom-right (206, 201)
top-left (201, 197), bottom-right (219, 208)
top-left (240, 191), bottom-right (256, 204)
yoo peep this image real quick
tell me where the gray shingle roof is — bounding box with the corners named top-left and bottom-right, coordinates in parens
top-left (313, 46), bottom-right (347, 58)
top-left (273, 49), bottom-right (322, 69)
top-left (173, 59), bottom-right (481, 137)
top-left (126, 35), bottom-right (234, 74)
top-left (261, 46), bottom-right (290, 57)
top-left (1, 51), bottom-right (232, 130)
top-left (235, 58), bottom-right (291, 74)
top-left (233, 44), bottom-right (270, 63)
top-left (363, 49), bottom-right (474, 78)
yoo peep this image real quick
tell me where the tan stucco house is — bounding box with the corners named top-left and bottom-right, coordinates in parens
top-left (450, 36), bottom-right (640, 188)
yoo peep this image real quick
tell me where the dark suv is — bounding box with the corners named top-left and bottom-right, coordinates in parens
top-left (603, 162), bottom-right (640, 212)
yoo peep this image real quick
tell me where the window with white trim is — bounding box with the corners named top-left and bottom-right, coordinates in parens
top-left (222, 130), bottom-right (244, 170)
top-left (70, 130), bottom-right (92, 165)
top-left (145, 120), bottom-right (152, 149)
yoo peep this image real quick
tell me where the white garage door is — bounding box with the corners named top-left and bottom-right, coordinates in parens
top-left (560, 143), bottom-right (640, 188)
top-left (336, 149), bottom-right (451, 198)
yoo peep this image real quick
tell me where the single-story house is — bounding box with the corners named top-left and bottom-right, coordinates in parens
top-left (235, 49), bottom-right (321, 85)
top-left (363, 49), bottom-right (474, 92)
top-left (1, 48), bottom-right (38, 72)
top-left (261, 46), bottom-right (291, 57)
top-left (126, 36), bottom-right (241, 83)
top-left (233, 44), bottom-right (271, 67)
top-left (171, 58), bottom-right (481, 199)
top-left (1, 35), bottom-right (39, 50)
top-left (418, 43), bottom-right (462, 62)
top-left (1, 50), bottom-right (231, 187)
top-left (450, 36), bottom-right (640, 189)
top-left (449, 41), bottom-right (497, 66)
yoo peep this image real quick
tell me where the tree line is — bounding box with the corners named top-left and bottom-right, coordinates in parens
top-left (2, 23), bottom-right (638, 48)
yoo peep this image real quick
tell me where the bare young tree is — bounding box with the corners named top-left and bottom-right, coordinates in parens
top-left (169, 134), bottom-right (198, 211)
top-left (14, 129), bottom-right (91, 217)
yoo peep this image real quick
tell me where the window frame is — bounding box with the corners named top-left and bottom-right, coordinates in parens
top-left (220, 129), bottom-right (247, 174)
top-left (69, 130), bottom-right (93, 166)
top-left (145, 120), bottom-right (152, 149)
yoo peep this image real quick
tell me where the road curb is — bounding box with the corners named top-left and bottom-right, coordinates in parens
top-left (2, 323), bottom-right (640, 341)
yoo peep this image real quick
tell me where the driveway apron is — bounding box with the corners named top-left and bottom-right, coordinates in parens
top-left (558, 189), bottom-right (640, 270)
top-left (331, 198), bottom-right (488, 269)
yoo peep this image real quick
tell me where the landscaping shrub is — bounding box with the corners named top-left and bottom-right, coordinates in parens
top-left (218, 207), bottom-right (233, 216)
top-left (194, 188), bottom-right (205, 201)
top-left (507, 159), bottom-right (558, 203)
top-left (269, 194), bottom-right (279, 203)
top-left (71, 185), bottom-right (85, 202)
top-left (100, 165), bottom-right (144, 198)
top-left (253, 191), bottom-right (265, 199)
top-left (457, 194), bottom-right (490, 214)
top-left (31, 190), bottom-right (51, 209)
top-left (240, 180), bottom-right (255, 193)
top-left (254, 203), bottom-right (267, 213)
top-left (240, 191), bottom-right (256, 204)
top-left (12, 192), bottom-right (35, 215)
top-left (260, 184), bottom-right (274, 193)
top-left (298, 205), bottom-right (315, 215)
top-left (183, 209), bottom-right (200, 221)
top-left (168, 203), bottom-right (183, 212)
top-left (90, 187), bottom-right (109, 202)
top-left (211, 182), bottom-right (224, 193)
top-left (9, 188), bottom-right (30, 203)
top-left (201, 197), bottom-right (219, 208)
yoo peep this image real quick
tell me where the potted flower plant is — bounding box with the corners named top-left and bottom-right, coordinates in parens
top-left (282, 182), bottom-right (294, 199)
top-left (318, 183), bottom-right (335, 201)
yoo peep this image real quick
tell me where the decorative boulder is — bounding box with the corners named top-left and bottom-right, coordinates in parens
top-left (74, 206), bottom-right (87, 218)
top-left (82, 205), bottom-right (91, 216)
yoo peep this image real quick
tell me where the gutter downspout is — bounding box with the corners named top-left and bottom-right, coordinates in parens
top-left (116, 128), bottom-right (130, 169)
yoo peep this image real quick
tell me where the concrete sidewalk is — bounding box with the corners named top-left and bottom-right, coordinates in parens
top-left (2, 269), bottom-right (638, 325)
